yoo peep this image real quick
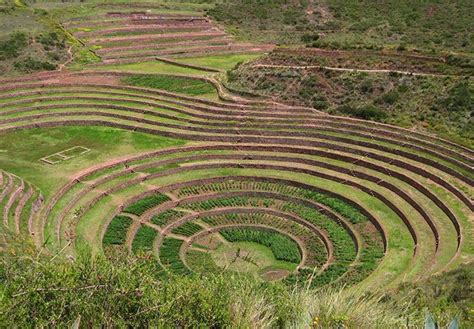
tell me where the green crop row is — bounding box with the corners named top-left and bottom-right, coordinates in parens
top-left (151, 209), bottom-right (186, 227)
top-left (176, 181), bottom-right (367, 224)
top-left (103, 215), bottom-right (133, 245)
top-left (159, 238), bottom-right (191, 275)
top-left (124, 193), bottom-right (170, 216)
top-left (132, 225), bottom-right (158, 253)
top-left (171, 221), bottom-right (203, 237)
top-left (183, 196), bottom-right (275, 212)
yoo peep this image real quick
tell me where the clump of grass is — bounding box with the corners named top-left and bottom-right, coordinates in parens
top-left (290, 287), bottom-right (410, 328)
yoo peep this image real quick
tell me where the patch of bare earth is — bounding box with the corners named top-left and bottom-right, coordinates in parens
top-left (261, 269), bottom-right (290, 281)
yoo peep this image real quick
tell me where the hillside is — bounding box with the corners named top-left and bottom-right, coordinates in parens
top-left (0, 0), bottom-right (472, 327)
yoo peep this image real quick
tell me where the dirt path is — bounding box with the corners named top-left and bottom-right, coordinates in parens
top-left (251, 64), bottom-right (454, 77)
top-left (57, 45), bottom-right (74, 72)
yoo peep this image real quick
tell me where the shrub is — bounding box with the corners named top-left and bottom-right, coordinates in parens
top-left (336, 104), bottom-right (388, 121)
top-left (0, 31), bottom-right (28, 60)
top-left (380, 90), bottom-right (400, 105)
top-left (438, 81), bottom-right (473, 113)
top-left (13, 57), bottom-right (56, 72)
top-left (360, 79), bottom-right (374, 93)
top-left (301, 33), bottom-right (320, 43)
top-left (37, 32), bottom-right (64, 49)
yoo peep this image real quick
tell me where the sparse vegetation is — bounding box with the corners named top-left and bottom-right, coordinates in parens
top-left (226, 59), bottom-right (473, 146)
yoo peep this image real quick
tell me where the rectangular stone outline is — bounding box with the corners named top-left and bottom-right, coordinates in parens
top-left (40, 146), bottom-right (91, 165)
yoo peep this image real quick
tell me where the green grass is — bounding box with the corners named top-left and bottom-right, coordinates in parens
top-left (102, 215), bottom-right (132, 245)
top-left (122, 74), bottom-right (217, 96)
top-left (0, 126), bottom-right (185, 195)
top-left (173, 53), bottom-right (262, 71)
top-left (209, 241), bottom-right (298, 276)
top-left (123, 194), bottom-right (170, 216)
top-left (94, 61), bottom-right (214, 76)
top-left (220, 228), bottom-right (301, 264)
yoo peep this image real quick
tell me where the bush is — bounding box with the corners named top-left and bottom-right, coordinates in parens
top-left (380, 90), bottom-right (400, 105)
top-left (360, 79), bottom-right (374, 93)
top-left (13, 57), bottom-right (56, 72)
top-left (336, 104), bottom-right (388, 121)
top-left (0, 31), bottom-right (28, 60)
top-left (438, 81), bottom-right (473, 113)
top-left (301, 33), bottom-right (320, 43)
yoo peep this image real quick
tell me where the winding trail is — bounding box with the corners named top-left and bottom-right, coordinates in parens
top-left (251, 64), bottom-right (455, 77)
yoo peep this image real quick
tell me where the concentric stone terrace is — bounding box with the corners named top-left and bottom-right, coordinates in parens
top-left (65, 10), bottom-right (273, 65)
top-left (1, 65), bottom-right (472, 290)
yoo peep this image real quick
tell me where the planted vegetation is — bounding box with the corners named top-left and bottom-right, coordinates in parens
top-left (160, 237), bottom-right (190, 275)
top-left (171, 221), bottom-right (203, 237)
top-left (122, 75), bottom-right (216, 96)
top-left (131, 225), bottom-right (157, 252)
top-left (220, 227), bottom-right (301, 264)
top-left (123, 194), bottom-right (170, 216)
top-left (151, 209), bottom-right (185, 227)
top-left (102, 215), bottom-right (132, 245)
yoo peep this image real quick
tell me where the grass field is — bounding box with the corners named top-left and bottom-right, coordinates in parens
top-left (210, 241), bottom-right (298, 276)
top-left (173, 53), bottom-right (262, 71)
top-left (0, 127), bottom-right (185, 194)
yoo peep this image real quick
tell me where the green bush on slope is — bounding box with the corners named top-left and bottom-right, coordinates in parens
top-left (0, 232), bottom-right (413, 328)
